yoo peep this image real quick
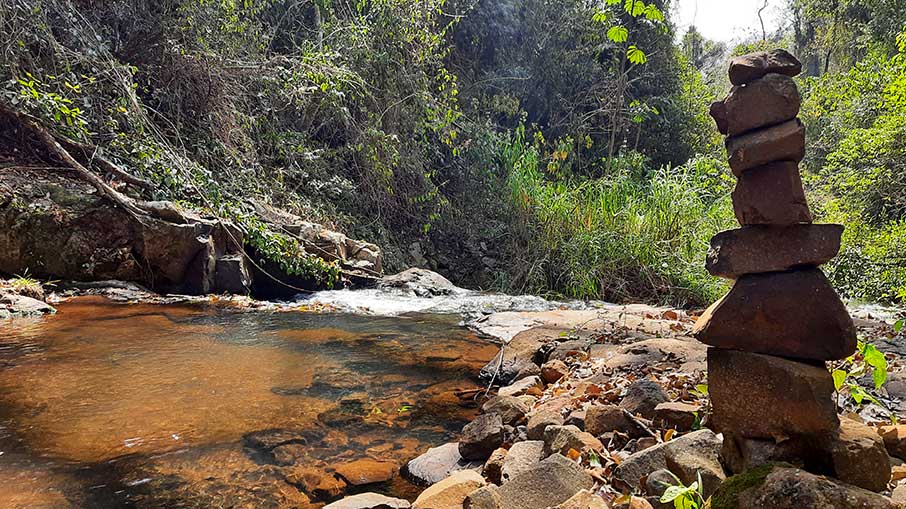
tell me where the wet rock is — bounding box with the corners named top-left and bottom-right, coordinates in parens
top-left (543, 425), bottom-right (604, 456)
top-left (271, 443), bottom-right (309, 466)
top-left (0, 293), bottom-right (55, 318)
top-left (826, 418), bottom-right (891, 492)
top-left (693, 269), bottom-right (857, 360)
top-left (558, 489), bottom-right (609, 509)
top-left (722, 73), bottom-right (801, 136)
top-left (726, 119), bottom-right (805, 176)
top-left (481, 396), bottom-right (530, 426)
top-left (284, 466), bottom-right (348, 499)
top-left (719, 433), bottom-right (810, 474)
top-left (707, 224), bottom-right (843, 279)
top-left (501, 440), bottom-right (545, 483)
top-left (652, 402), bottom-right (701, 432)
top-left (323, 492), bottom-right (411, 509)
top-left (493, 453), bottom-right (594, 509)
top-left (728, 49), bottom-right (802, 86)
top-left (526, 408), bottom-right (565, 440)
top-left (459, 413), bottom-right (505, 460)
top-left (708, 348), bottom-right (838, 438)
top-left (499, 375), bottom-right (544, 398)
top-left (620, 380), bottom-right (669, 419)
top-left (412, 470), bottom-right (486, 509)
top-left (878, 424), bottom-right (906, 460)
top-left (483, 448), bottom-right (508, 485)
top-left (730, 161), bottom-right (812, 225)
top-left (586, 404), bottom-right (654, 439)
top-left (708, 465), bottom-right (897, 509)
top-left (613, 429), bottom-right (722, 490)
top-left (334, 459), bottom-right (398, 486)
top-left (541, 359), bottom-right (569, 383)
top-left (403, 442), bottom-right (483, 486)
top-left (381, 268), bottom-right (462, 297)
top-left (243, 429), bottom-right (312, 450)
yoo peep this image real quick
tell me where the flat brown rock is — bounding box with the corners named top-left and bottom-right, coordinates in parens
top-left (707, 348), bottom-right (838, 439)
top-left (693, 268), bottom-right (856, 361)
top-left (729, 49), bottom-right (802, 85)
top-left (722, 73), bottom-right (801, 136)
top-left (334, 459), bottom-right (398, 486)
top-left (731, 161), bottom-right (812, 225)
top-left (706, 224), bottom-right (843, 278)
top-left (727, 119), bottom-right (805, 176)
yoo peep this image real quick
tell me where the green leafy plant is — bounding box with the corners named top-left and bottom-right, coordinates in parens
top-left (831, 340), bottom-right (892, 417)
top-left (659, 471), bottom-right (705, 509)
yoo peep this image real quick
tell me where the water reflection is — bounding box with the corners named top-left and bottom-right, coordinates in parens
top-left (0, 298), bottom-right (494, 508)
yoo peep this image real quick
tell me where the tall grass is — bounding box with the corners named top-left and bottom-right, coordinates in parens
top-left (501, 130), bottom-right (735, 307)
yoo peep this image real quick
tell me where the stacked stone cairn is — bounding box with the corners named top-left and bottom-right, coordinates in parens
top-left (698, 49), bottom-right (892, 492)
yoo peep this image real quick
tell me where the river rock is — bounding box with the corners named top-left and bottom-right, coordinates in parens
top-left (726, 119), bottom-right (805, 176)
top-left (284, 465), bottom-right (347, 499)
top-left (323, 492), bottom-right (411, 509)
top-left (707, 224), bottom-right (842, 279)
top-left (693, 268), bottom-right (857, 360)
top-left (334, 459), bottom-right (398, 486)
top-left (480, 328), bottom-right (550, 385)
top-left (381, 268), bottom-right (462, 296)
top-left (620, 379), bottom-right (669, 419)
top-left (404, 442), bottom-right (482, 486)
top-left (826, 418), bottom-right (891, 492)
top-left (708, 465), bottom-right (897, 509)
top-left (720, 433), bottom-right (811, 474)
top-left (526, 407), bottom-right (565, 440)
top-left (707, 348), bottom-right (838, 438)
top-left (731, 161), bottom-right (812, 225)
top-left (499, 375), bottom-right (544, 398)
top-left (460, 413), bottom-right (505, 460)
top-left (721, 73), bottom-right (801, 136)
top-left (558, 490), bottom-right (610, 509)
top-left (465, 485), bottom-right (502, 509)
top-left (482, 396), bottom-right (530, 426)
top-left (728, 49), bottom-right (802, 86)
top-left (500, 440), bottom-right (545, 483)
top-left (543, 425), bottom-right (604, 456)
top-left (493, 453), bottom-right (594, 509)
top-left (412, 470), bottom-right (486, 509)
top-left (878, 424), bottom-right (906, 460)
top-left (652, 402), bottom-right (701, 432)
top-left (613, 429), bottom-right (722, 490)
top-left (666, 446), bottom-right (727, 500)
top-left (0, 292), bottom-right (55, 318)
top-left (541, 359), bottom-right (569, 383)
top-left (482, 448), bottom-right (508, 485)
top-left (586, 404), bottom-right (654, 439)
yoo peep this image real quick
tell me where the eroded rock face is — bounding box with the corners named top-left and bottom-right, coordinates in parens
top-left (707, 348), bottom-right (838, 439)
top-left (726, 119), bottom-right (805, 176)
top-left (728, 49), bottom-right (803, 86)
top-left (721, 73), bottom-right (801, 136)
top-left (693, 269), bottom-right (856, 361)
top-left (706, 225), bottom-right (842, 279)
top-left (731, 161), bottom-right (812, 225)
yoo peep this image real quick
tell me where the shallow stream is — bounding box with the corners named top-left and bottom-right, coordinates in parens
top-left (0, 297), bottom-right (499, 508)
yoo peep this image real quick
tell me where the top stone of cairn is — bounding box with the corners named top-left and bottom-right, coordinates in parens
top-left (729, 49), bottom-right (802, 86)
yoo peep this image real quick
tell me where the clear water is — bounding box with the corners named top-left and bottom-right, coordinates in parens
top-left (0, 297), bottom-right (497, 508)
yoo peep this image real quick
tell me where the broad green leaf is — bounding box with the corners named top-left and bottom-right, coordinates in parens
top-left (832, 369), bottom-right (847, 391)
top-left (694, 383), bottom-right (708, 396)
top-left (627, 45), bottom-right (647, 64)
top-left (607, 26), bottom-right (629, 43)
top-left (644, 4), bottom-right (664, 22)
top-left (862, 344), bottom-right (888, 388)
top-left (660, 485), bottom-right (691, 503)
top-left (624, 0), bottom-right (646, 17)
top-left (895, 318), bottom-right (905, 333)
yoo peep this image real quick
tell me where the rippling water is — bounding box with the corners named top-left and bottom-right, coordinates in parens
top-left (0, 297), bottom-right (497, 508)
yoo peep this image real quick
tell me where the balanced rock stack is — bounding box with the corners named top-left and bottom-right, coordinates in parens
top-left (697, 49), bottom-right (891, 491)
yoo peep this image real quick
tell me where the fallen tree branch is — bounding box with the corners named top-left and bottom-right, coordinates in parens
top-left (55, 136), bottom-right (155, 191)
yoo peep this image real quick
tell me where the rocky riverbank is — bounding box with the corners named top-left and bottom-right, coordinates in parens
top-left (327, 302), bottom-right (906, 509)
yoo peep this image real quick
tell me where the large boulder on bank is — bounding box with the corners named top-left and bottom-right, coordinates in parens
top-left (726, 119), bottom-right (805, 176)
top-left (719, 73), bottom-right (801, 136)
top-left (493, 453), bottom-right (594, 509)
top-left (381, 268), bottom-right (461, 296)
top-left (706, 224), bottom-right (843, 279)
top-left (693, 268), bottom-right (857, 361)
top-left (501, 440), bottom-right (545, 483)
top-left (825, 418), bottom-right (891, 492)
top-left (731, 161), bottom-right (812, 225)
top-left (728, 49), bottom-right (802, 86)
top-left (707, 465), bottom-right (897, 509)
top-left (707, 348), bottom-right (838, 439)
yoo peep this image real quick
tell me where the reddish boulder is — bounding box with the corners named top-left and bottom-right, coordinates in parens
top-left (825, 418), bottom-right (891, 492)
top-left (711, 101), bottom-right (729, 135)
top-left (729, 49), bottom-right (802, 86)
top-left (726, 119), bottom-right (805, 176)
top-left (334, 459), bottom-right (398, 486)
top-left (693, 268), bottom-right (856, 361)
top-left (723, 73), bottom-right (801, 136)
top-left (706, 224), bottom-right (843, 279)
top-left (731, 161), bottom-right (812, 225)
top-left (707, 348), bottom-right (838, 439)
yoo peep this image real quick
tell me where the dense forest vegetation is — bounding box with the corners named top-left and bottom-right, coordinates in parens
top-left (1, 0), bottom-right (904, 307)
